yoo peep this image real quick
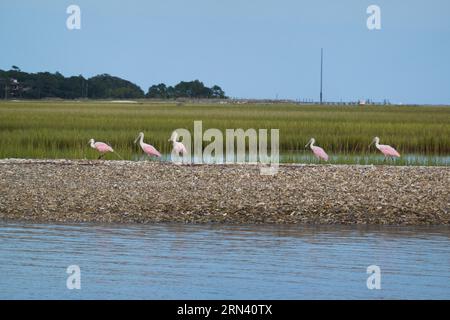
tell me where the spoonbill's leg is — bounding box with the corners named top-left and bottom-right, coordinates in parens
top-left (98, 154), bottom-right (104, 160)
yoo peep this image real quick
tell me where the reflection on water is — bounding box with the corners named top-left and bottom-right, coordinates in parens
top-left (0, 222), bottom-right (449, 299)
top-left (132, 153), bottom-right (450, 166)
top-left (281, 152), bottom-right (450, 166)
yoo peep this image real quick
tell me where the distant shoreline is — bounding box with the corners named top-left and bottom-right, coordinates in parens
top-left (0, 159), bottom-right (448, 225)
top-left (1, 98), bottom-right (450, 107)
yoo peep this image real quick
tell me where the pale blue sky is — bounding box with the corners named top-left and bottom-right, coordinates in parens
top-left (1, 0), bottom-right (449, 104)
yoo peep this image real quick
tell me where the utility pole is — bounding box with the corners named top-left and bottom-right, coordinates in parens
top-left (320, 48), bottom-right (323, 104)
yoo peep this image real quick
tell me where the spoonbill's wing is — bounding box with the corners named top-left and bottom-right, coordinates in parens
top-left (312, 146), bottom-right (329, 161)
top-left (95, 142), bottom-right (113, 153)
top-left (176, 142), bottom-right (187, 155)
top-left (379, 144), bottom-right (400, 157)
top-left (143, 143), bottom-right (161, 157)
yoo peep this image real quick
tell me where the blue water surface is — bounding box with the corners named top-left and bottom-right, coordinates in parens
top-left (0, 222), bottom-right (449, 299)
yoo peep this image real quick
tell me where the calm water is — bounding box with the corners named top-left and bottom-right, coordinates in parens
top-left (0, 222), bottom-right (449, 299)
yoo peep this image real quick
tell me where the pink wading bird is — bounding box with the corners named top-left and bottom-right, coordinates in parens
top-left (88, 138), bottom-right (115, 159)
top-left (370, 136), bottom-right (400, 160)
top-left (134, 132), bottom-right (161, 158)
top-left (305, 138), bottom-right (329, 161)
top-left (169, 131), bottom-right (187, 156)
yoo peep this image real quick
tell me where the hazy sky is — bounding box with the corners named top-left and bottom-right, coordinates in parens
top-left (1, 0), bottom-right (449, 104)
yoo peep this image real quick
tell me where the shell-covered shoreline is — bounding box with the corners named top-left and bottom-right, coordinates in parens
top-left (0, 159), bottom-right (449, 225)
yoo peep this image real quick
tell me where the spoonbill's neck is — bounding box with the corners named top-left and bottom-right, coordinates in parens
top-left (90, 141), bottom-right (96, 148)
top-left (139, 135), bottom-right (144, 146)
top-left (310, 140), bottom-right (315, 148)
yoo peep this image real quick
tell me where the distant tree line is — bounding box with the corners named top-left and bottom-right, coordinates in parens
top-left (147, 81), bottom-right (226, 99)
top-left (0, 67), bottom-right (227, 100)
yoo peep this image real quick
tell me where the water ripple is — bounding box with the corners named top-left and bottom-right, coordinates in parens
top-left (0, 222), bottom-right (449, 299)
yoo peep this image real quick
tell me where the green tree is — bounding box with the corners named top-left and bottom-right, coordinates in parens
top-left (146, 80), bottom-right (227, 99)
top-left (147, 83), bottom-right (168, 98)
top-left (211, 85), bottom-right (226, 98)
top-left (87, 74), bottom-right (144, 99)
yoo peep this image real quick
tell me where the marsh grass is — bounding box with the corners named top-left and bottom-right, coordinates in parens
top-left (0, 101), bottom-right (449, 165)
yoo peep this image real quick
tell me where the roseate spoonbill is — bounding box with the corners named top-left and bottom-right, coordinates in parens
top-left (134, 132), bottom-right (161, 158)
top-left (88, 138), bottom-right (115, 159)
top-left (169, 131), bottom-right (187, 156)
top-left (370, 137), bottom-right (400, 160)
top-left (305, 138), bottom-right (329, 161)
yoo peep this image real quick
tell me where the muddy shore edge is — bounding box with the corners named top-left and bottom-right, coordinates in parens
top-left (0, 159), bottom-right (448, 225)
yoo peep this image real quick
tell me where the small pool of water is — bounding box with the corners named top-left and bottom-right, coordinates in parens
top-left (131, 153), bottom-right (450, 166)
